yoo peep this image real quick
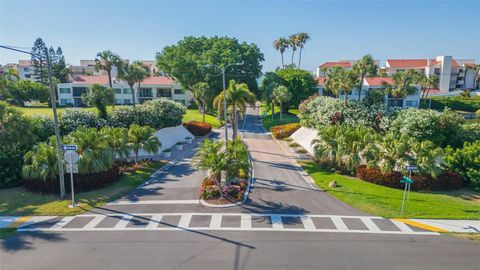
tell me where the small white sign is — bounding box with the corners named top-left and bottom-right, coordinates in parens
top-left (62, 145), bottom-right (78, 151)
top-left (405, 165), bottom-right (417, 171)
top-left (66, 164), bottom-right (79, 174)
top-left (64, 150), bottom-right (79, 164)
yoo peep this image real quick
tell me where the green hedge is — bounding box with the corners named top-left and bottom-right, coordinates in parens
top-left (427, 96), bottom-right (480, 112)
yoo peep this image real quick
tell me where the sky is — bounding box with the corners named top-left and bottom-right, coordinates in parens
top-left (0, 0), bottom-right (479, 74)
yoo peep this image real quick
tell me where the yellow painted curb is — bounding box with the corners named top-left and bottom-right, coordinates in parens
top-left (393, 219), bottom-right (448, 233)
top-left (8, 216), bottom-right (31, 228)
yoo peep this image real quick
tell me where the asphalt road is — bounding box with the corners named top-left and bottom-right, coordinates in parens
top-left (1, 106), bottom-right (479, 270)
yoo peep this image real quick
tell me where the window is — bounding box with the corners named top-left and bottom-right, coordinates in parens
top-left (123, 88), bottom-right (133, 94)
top-left (113, 88), bottom-right (122, 94)
top-left (24, 74), bottom-right (31, 78)
top-left (174, 99), bottom-right (186, 105)
top-left (72, 87), bottom-right (87, 97)
top-left (139, 88), bottom-right (152, 97)
top-left (59, 88), bottom-right (71, 94)
top-left (405, 100), bottom-right (418, 107)
top-left (23, 67), bottom-right (30, 72)
top-left (124, 99), bottom-right (132, 104)
top-left (174, 89), bottom-right (185, 95)
top-left (60, 99), bottom-right (73, 105)
top-left (157, 88), bottom-right (172, 97)
top-left (115, 99), bottom-right (123, 104)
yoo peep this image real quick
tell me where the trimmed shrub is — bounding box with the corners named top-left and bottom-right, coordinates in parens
top-left (223, 184), bottom-right (241, 199)
top-left (444, 141), bottom-right (480, 190)
top-left (0, 148), bottom-right (24, 189)
top-left (200, 185), bottom-right (221, 200)
top-left (30, 115), bottom-right (55, 142)
top-left (184, 121), bottom-right (212, 136)
top-left (24, 166), bottom-right (121, 193)
top-left (59, 109), bottom-right (105, 135)
top-left (356, 165), bottom-right (464, 191)
top-left (429, 96), bottom-right (480, 112)
top-left (271, 123), bottom-right (301, 139)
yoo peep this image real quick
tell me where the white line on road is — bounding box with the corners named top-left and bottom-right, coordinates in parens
top-left (146, 214), bottom-right (163, 229)
top-left (361, 217), bottom-right (381, 232)
top-left (107, 200), bottom-right (200, 205)
top-left (330, 217), bottom-right (349, 231)
top-left (209, 214), bottom-right (223, 229)
top-left (51, 217), bottom-right (75, 229)
top-left (83, 215), bottom-right (105, 229)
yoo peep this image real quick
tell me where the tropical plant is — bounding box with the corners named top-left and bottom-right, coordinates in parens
top-left (67, 128), bottom-right (114, 174)
top-left (127, 124), bottom-right (161, 164)
top-left (225, 137), bottom-right (250, 180)
top-left (22, 136), bottom-right (60, 181)
top-left (325, 67), bottom-right (356, 106)
top-left (117, 62), bottom-right (138, 106)
top-left (420, 75), bottom-right (439, 100)
top-left (313, 125), bottom-right (343, 167)
top-left (0, 101), bottom-right (35, 150)
top-left (260, 72), bottom-right (283, 120)
top-left (352, 55), bottom-right (378, 100)
top-left (275, 67), bottom-right (317, 107)
top-left (101, 127), bottom-right (131, 160)
top-left (271, 85), bottom-right (292, 120)
top-left (296, 33), bottom-right (310, 69)
top-left (95, 50), bottom-right (122, 89)
top-left (382, 70), bottom-right (418, 107)
top-left (444, 141), bottom-right (480, 190)
top-left (273, 37), bottom-right (289, 68)
top-left (192, 82), bottom-right (210, 123)
top-left (288, 34), bottom-right (298, 66)
top-left (82, 84), bottom-right (114, 119)
top-left (132, 60), bottom-right (150, 99)
top-left (193, 139), bottom-right (226, 182)
top-left (213, 80), bottom-right (256, 139)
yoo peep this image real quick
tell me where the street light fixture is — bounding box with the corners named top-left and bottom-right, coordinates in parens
top-left (0, 45), bottom-right (66, 198)
top-left (203, 61), bottom-right (244, 144)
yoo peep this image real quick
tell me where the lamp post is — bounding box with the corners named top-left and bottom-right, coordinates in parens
top-left (0, 45), bottom-right (66, 198)
top-left (203, 62), bottom-right (244, 143)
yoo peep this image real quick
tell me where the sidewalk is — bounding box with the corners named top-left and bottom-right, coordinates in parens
top-left (394, 219), bottom-right (480, 233)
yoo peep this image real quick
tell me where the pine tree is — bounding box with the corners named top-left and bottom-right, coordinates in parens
top-left (31, 38), bottom-right (48, 85)
top-left (54, 47), bottom-right (68, 82)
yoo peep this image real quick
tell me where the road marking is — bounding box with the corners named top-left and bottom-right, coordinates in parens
top-left (361, 217), bottom-right (381, 232)
top-left (108, 200), bottom-right (199, 205)
top-left (17, 213), bottom-right (440, 235)
top-left (51, 216), bottom-right (75, 229)
top-left (8, 216), bottom-right (31, 228)
top-left (393, 219), bottom-right (448, 233)
top-left (330, 217), bottom-right (348, 231)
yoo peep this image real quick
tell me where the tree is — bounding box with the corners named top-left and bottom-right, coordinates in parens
top-left (325, 67), bottom-right (356, 106)
top-left (31, 38), bottom-right (48, 85)
top-left (273, 37), bottom-right (289, 68)
top-left (156, 36), bottom-right (264, 104)
top-left (127, 124), bottom-right (161, 164)
top-left (192, 82), bottom-right (210, 123)
top-left (118, 63), bottom-right (138, 106)
top-left (352, 55), bottom-right (378, 100)
top-left (382, 70), bottom-right (418, 107)
top-left (420, 74), bottom-right (439, 100)
top-left (275, 67), bottom-right (317, 108)
top-left (213, 80), bottom-right (256, 139)
top-left (271, 85), bottom-right (292, 120)
top-left (296, 32), bottom-right (310, 69)
top-left (0, 68), bottom-right (19, 100)
top-left (22, 136), bottom-right (60, 181)
top-left (53, 47), bottom-right (69, 83)
top-left (193, 139), bottom-right (226, 188)
top-left (7, 80), bottom-right (49, 106)
top-left (260, 72), bottom-right (282, 120)
top-left (288, 34), bottom-right (298, 66)
top-left (101, 127), bottom-right (131, 160)
top-left (0, 101), bottom-right (35, 150)
top-left (95, 50), bottom-right (122, 89)
top-left (132, 61), bottom-right (150, 101)
top-left (82, 84), bottom-right (114, 119)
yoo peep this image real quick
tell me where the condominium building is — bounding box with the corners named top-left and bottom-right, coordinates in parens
top-left (0, 60), bottom-right (34, 80)
top-left (57, 75), bottom-right (193, 107)
top-left (68, 60), bottom-right (158, 77)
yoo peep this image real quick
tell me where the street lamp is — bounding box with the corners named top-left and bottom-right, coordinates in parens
top-left (0, 45), bottom-right (66, 198)
top-left (203, 61), bottom-right (244, 143)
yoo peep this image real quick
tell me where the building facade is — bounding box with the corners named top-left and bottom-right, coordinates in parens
top-left (57, 75), bottom-right (193, 107)
top-left (0, 60), bottom-right (34, 80)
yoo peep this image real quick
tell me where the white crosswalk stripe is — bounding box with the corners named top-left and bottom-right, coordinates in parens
top-left (17, 213), bottom-right (439, 235)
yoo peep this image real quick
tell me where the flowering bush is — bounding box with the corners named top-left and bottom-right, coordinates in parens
top-left (200, 185), bottom-right (221, 200)
top-left (444, 141), bottom-right (480, 190)
top-left (59, 109), bottom-right (105, 135)
top-left (30, 115), bottom-right (55, 141)
top-left (184, 121), bottom-right (212, 136)
top-left (271, 123), bottom-right (301, 138)
top-left (223, 184), bottom-right (241, 198)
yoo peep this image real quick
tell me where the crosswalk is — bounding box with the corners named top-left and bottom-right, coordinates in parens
top-left (17, 213), bottom-right (439, 235)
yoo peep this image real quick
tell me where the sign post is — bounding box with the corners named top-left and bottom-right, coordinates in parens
top-left (400, 176), bottom-right (414, 215)
top-left (64, 148), bottom-right (79, 208)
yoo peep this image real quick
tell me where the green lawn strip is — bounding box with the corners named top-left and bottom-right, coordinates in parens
top-left (259, 102), bottom-right (299, 131)
top-left (183, 109), bottom-right (222, 128)
top-left (445, 232), bottom-right (480, 241)
top-left (0, 161), bottom-right (166, 216)
top-left (0, 228), bottom-right (17, 239)
top-left (300, 160), bottom-right (480, 219)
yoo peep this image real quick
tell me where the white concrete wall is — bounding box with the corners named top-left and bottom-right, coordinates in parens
top-left (137, 125), bottom-right (194, 157)
top-left (289, 126), bottom-right (318, 156)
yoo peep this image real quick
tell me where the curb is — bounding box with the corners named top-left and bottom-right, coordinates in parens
top-left (392, 219), bottom-right (449, 232)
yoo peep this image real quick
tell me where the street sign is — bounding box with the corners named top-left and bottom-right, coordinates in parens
top-left (400, 176), bottom-right (414, 184)
top-left (405, 165), bottom-right (417, 171)
top-left (66, 164), bottom-right (79, 174)
top-left (64, 150), bottom-right (79, 164)
top-left (62, 145), bottom-right (78, 151)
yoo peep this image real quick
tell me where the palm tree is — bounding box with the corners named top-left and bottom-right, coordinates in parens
top-left (193, 139), bottom-right (226, 190)
top-left (420, 75), bottom-right (439, 101)
top-left (411, 140), bottom-right (443, 177)
top-left (296, 32), bottom-right (310, 69)
top-left (325, 66), bottom-right (343, 98)
top-left (22, 136), bottom-right (60, 181)
top-left (213, 80), bottom-right (256, 139)
top-left (273, 38), bottom-right (289, 68)
top-left (337, 126), bottom-right (376, 172)
top-left (313, 125), bottom-right (343, 167)
top-left (132, 61), bottom-right (150, 102)
top-left (376, 133), bottom-right (411, 173)
top-left (271, 85), bottom-right (292, 120)
top-left (101, 127), bottom-right (131, 161)
top-left (67, 128), bottom-right (114, 174)
top-left (127, 124), bottom-right (161, 164)
top-left (382, 70), bottom-right (418, 107)
top-left (118, 62), bottom-right (147, 106)
top-left (289, 34), bottom-right (298, 66)
top-left (192, 82), bottom-right (210, 123)
top-left (339, 69), bottom-right (356, 106)
top-left (95, 50), bottom-right (122, 89)
top-left (352, 55), bottom-right (378, 100)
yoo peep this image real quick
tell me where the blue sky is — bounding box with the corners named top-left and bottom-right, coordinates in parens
top-left (0, 0), bottom-right (479, 73)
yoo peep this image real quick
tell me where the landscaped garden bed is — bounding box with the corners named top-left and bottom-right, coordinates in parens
top-left (194, 138), bottom-right (252, 206)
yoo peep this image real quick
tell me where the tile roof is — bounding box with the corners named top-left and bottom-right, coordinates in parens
top-left (320, 61), bottom-right (352, 68)
top-left (316, 77), bottom-right (326, 85)
top-left (386, 59), bottom-right (433, 68)
top-left (142, 76), bottom-right (174, 85)
top-left (72, 75), bottom-right (174, 85)
top-left (364, 77), bottom-right (394, 86)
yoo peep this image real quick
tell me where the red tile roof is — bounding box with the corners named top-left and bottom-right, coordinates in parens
top-left (386, 59), bottom-right (434, 68)
top-left (320, 61), bottom-right (352, 68)
top-left (364, 77), bottom-right (393, 86)
top-left (73, 75), bottom-right (109, 84)
top-left (142, 76), bottom-right (174, 85)
top-left (422, 88), bottom-right (441, 94)
top-left (316, 77), bottom-right (326, 85)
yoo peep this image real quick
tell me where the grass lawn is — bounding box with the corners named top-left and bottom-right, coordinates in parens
top-left (0, 161), bottom-right (166, 216)
top-left (301, 160), bottom-right (480, 219)
top-left (183, 109), bottom-right (222, 128)
top-left (259, 102), bottom-right (299, 131)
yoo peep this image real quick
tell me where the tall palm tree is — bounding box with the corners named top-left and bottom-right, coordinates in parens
top-left (192, 82), bottom-right (210, 123)
top-left (382, 70), bottom-right (418, 107)
top-left (118, 62), bottom-right (148, 106)
top-left (127, 124), bottom-right (161, 164)
top-left (325, 66), bottom-right (343, 98)
top-left (289, 34), bottom-right (299, 66)
top-left (420, 75), bottom-right (439, 100)
top-left (95, 50), bottom-right (122, 89)
top-left (352, 55), bottom-right (378, 100)
top-left (339, 69), bottom-right (356, 106)
top-left (296, 32), bottom-right (310, 69)
top-left (273, 38), bottom-right (289, 68)
top-left (213, 80), bottom-right (256, 139)
top-left (132, 61), bottom-right (150, 102)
